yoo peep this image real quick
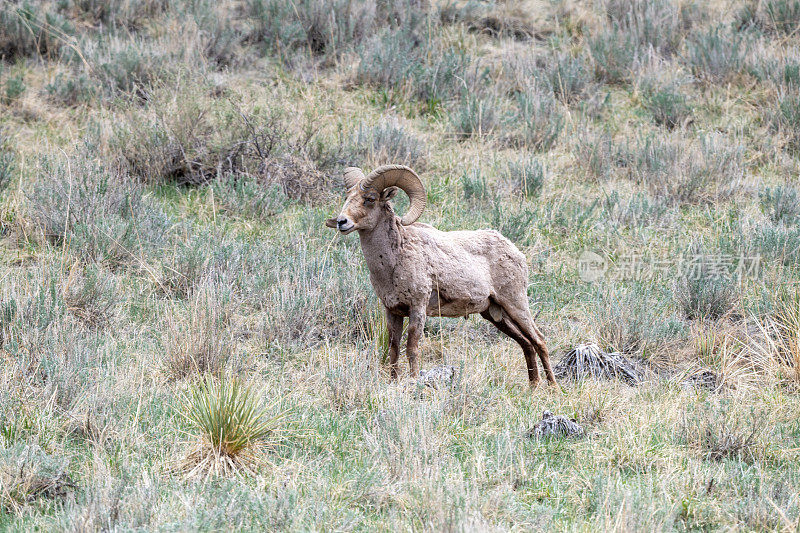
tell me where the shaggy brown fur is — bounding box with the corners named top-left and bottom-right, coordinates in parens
top-left (326, 166), bottom-right (556, 388)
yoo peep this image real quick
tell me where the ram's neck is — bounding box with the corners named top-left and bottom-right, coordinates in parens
top-left (358, 208), bottom-right (402, 282)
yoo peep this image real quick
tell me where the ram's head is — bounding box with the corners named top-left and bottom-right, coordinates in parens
top-left (325, 165), bottom-right (426, 234)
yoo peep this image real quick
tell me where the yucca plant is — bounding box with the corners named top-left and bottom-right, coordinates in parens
top-left (766, 289), bottom-right (800, 383)
top-left (178, 377), bottom-right (287, 480)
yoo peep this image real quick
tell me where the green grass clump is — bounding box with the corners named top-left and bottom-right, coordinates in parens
top-left (641, 82), bottom-right (692, 129)
top-left (179, 377), bottom-right (286, 479)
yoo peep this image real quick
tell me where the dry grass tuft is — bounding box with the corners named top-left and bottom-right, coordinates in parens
top-left (162, 293), bottom-right (232, 380)
top-left (749, 288), bottom-right (800, 384)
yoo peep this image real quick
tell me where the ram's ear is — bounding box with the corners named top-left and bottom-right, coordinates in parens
top-left (325, 218), bottom-right (338, 228)
top-left (381, 186), bottom-right (399, 201)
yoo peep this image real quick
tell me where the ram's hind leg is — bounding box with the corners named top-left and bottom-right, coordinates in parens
top-left (386, 309), bottom-right (404, 381)
top-left (500, 301), bottom-right (557, 385)
top-left (480, 309), bottom-right (540, 388)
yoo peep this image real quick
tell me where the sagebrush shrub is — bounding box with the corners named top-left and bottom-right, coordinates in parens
top-left (503, 157), bottom-right (546, 199)
top-left (589, 29), bottom-right (642, 84)
top-left (356, 27), bottom-right (471, 107)
top-left (641, 82), bottom-right (692, 129)
top-left (685, 26), bottom-right (747, 83)
top-left (249, 0), bottom-right (427, 63)
top-left (674, 244), bottom-right (737, 320)
top-left (347, 119), bottom-right (427, 169)
top-left (461, 168), bottom-right (490, 202)
top-left (44, 72), bottom-right (96, 106)
top-left (592, 284), bottom-right (683, 356)
top-left (773, 89), bottom-right (800, 153)
top-left (64, 265), bottom-right (118, 329)
top-left (26, 151), bottom-right (170, 266)
top-left (616, 132), bottom-right (744, 205)
top-left (0, 129), bottom-right (14, 194)
top-left (574, 127), bottom-right (614, 181)
top-left (507, 84), bottom-right (564, 150)
top-left (0, 2), bottom-right (73, 61)
top-left (449, 92), bottom-right (502, 140)
top-left (211, 173), bottom-right (288, 222)
top-left (604, 0), bottom-right (694, 57)
top-left (737, 0), bottom-right (800, 35)
top-left (759, 185), bottom-right (800, 225)
top-left (0, 444), bottom-right (75, 515)
top-left (540, 51), bottom-right (591, 103)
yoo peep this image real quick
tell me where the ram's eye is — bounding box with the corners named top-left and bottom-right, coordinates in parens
top-left (364, 197), bottom-right (376, 205)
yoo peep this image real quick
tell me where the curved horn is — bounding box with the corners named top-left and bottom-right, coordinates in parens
top-left (361, 165), bottom-right (426, 225)
top-left (343, 167), bottom-right (365, 190)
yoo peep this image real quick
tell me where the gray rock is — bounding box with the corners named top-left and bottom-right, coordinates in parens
top-left (418, 365), bottom-right (456, 389)
top-left (527, 410), bottom-right (585, 439)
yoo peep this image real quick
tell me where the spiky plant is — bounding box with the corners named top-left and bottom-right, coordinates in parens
top-left (178, 377), bottom-right (286, 480)
top-left (767, 289), bottom-right (800, 383)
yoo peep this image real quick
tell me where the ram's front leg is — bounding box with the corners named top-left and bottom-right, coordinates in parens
top-left (386, 308), bottom-right (404, 380)
top-left (406, 305), bottom-right (426, 378)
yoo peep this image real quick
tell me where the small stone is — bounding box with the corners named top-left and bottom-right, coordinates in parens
top-left (418, 365), bottom-right (456, 389)
top-left (527, 410), bottom-right (585, 439)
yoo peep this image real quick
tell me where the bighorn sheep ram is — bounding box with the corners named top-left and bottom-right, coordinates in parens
top-left (325, 165), bottom-right (556, 388)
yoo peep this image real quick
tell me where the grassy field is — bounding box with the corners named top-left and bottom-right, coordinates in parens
top-left (1, 0), bottom-right (800, 530)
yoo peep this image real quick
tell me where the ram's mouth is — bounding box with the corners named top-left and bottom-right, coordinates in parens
top-left (338, 223), bottom-right (355, 235)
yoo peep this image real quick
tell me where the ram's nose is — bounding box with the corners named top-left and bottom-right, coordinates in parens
top-left (336, 216), bottom-right (348, 228)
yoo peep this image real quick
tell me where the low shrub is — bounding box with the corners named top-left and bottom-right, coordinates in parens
top-left (616, 132), bottom-right (744, 205)
top-left (604, 0), bottom-right (695, 57)
top-left (602, 191), bottom-right (671, 230)
top-left (3, 73), bottom-right (25, 104)
top-left (0, 128), bottom-right (14, 194)
top-left (64, 265), bottom-right (118, 329)
top-left (750, 222), bottom-right (800, 266)
top-left (591, 284), bottom-right (683, 357)
top-left (0, 444), bottom-right (75, 515)
top-left (772, 89), bottom-right (800, 154)
top-left (679, 403), bottom-right (761, 462)
top-left (506, 83), bottom-right (564, 150)
top-left (640, 82), bottom-right (692, 129)
top-left (736, 0), bottom-right (800, 35)
top-left (759, 185), bottom-right (800, 225)
top-left (44, 72), bottom-right (96, 107)
top-left (461, 168), bottom-right (490, 203)
top-left (211, 173), bottom-right (288, 222)
top-left (573, 127), bottom-right (614, 181)
top-left (488, 201), bottom-right (537, 246)
top-left (539, 50), bottom-right (591, 103)
top-left (588, 29), bottom-right (642, 84)
top-left (0, 2), bottom-right (74, 61)
top-left (449, 92), bottom-right (503, 140)
top-left (249, 0), bottom-right (427, 65)
top-left (685, 26), bottom-right (747, 84)
top-left (673, 244), bottom-right (737, 320)
top-left (347, 119), bottom-right (427, 169)
top-left (356, 27), bottom-right (472, 108)
top-left (113, 84), bottom-right (274, 184)
top-left (26, 150), bottom-right (170, 266)
top-left (502, 157), bottom-right (546, 199)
